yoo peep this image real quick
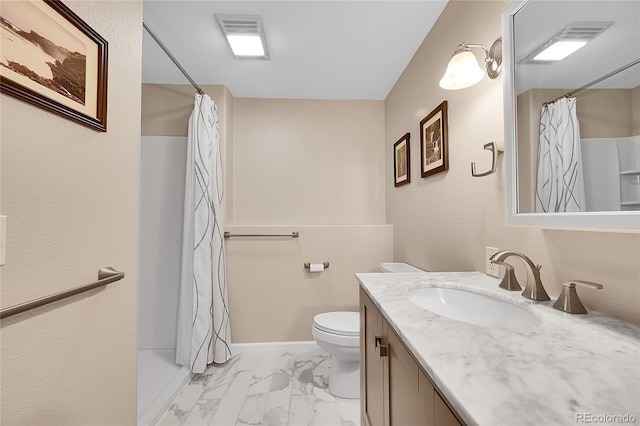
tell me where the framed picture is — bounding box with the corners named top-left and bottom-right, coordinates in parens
top-left (0, 0), bottom-right (108, 131)
top-left (393, 132), bottom-right (410, 187)
top-left (420, 101), bottom-right (448, 178)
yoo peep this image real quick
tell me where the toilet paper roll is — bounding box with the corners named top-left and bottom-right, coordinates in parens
top-left (309, 263), bottom-right (325, 273)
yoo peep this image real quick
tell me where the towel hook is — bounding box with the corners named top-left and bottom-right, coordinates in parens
top-left (471, 141), bottom-right (503, 177)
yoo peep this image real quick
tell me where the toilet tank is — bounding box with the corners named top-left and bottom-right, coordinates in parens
top-left (380, 262), bottom-right (424, 273)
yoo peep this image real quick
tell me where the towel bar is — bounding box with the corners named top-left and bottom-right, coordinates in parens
top-left (224, 232), bottom-right (299, 239)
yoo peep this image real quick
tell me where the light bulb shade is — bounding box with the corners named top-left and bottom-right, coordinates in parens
top-left (439, 50), bottom-right (485, 90)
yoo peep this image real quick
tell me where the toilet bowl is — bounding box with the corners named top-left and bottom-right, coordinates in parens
top-left (312, 263), bottom-right (424, 399)
top-left (312, 311), bottom-right (360, 399)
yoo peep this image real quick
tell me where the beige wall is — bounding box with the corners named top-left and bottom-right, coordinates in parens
top-left (1, 1), bottom-right (142, 424)
top-left (232, 98), bottom-right (385, 225)
top-left (230, 99), bottom-right (388, 342)
top-left (141, 90), bottom-right (390, 343)
top-left (226, 225), bottom-right (392, 342)
top-left (385, 0), bottom-right (640, 324)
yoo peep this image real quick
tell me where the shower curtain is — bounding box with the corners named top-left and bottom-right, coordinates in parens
top-left (176, 93), bottom-right (231, 373)
top-left (535, 97), bottom-right (586, 213)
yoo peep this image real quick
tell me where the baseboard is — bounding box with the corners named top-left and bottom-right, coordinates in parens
top-left (231, 341), bottom-right (320, 355)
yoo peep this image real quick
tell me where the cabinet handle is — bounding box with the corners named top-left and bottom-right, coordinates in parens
top-left (375, 336), bottom-right (388, 357)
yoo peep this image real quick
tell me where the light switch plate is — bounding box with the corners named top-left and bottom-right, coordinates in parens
top-left (486, 246), bottom-right (499, 277)
top-left (0, 216), bottom-right (6, 266)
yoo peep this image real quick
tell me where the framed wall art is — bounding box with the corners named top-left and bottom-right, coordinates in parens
top-left (420, 101), bottom-right (448, 178)
top-left (0, 0), bottom-right (108, 131)
top-left (393, 132), bottom-right (410, 187)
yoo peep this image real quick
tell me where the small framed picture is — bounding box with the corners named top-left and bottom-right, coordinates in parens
top-left (420, 101), bottom-right (449, 178)
top-left (0, 0), bottom-right (108, 131)
top-left (394, 133), bottom-right (411, 187)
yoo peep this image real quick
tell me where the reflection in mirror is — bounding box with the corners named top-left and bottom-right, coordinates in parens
top-left (512, 1), bottom-right (640, 214)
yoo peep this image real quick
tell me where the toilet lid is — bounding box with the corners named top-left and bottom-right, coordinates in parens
top-left (314, 311), bottom-right (359, 336)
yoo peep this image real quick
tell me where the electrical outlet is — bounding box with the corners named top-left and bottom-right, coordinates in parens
top-left (486, 246), bottom-right (499, 277)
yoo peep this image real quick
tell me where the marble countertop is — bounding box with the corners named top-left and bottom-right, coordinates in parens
top-left (356, 271), bottom-right (640, 426)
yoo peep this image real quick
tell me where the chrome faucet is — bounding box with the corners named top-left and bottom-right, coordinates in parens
top-left (489, 251), bottom-right (550, 301)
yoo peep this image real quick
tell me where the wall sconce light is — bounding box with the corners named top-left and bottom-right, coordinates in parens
top-left (439, 38), bottom-right (502, 90)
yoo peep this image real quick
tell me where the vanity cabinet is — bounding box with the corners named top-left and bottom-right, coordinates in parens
top-left (360, 288), bottom-right (463, 426)
top-left (361, 287), bottom-right (385, 426)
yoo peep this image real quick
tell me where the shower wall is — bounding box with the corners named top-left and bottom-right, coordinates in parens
top-left (138, 136), bottom-right (187, 349)
top-left (137, 135), bottom-right (191, 425)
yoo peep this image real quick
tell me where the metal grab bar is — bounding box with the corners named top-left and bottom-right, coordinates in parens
top-left (0, 267), bottom-right (125, 319)
top-left (224, 232), bottom-right (299, 239)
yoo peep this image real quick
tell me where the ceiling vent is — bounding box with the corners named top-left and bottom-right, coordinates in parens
top-left (216, 14), bottom-right (270, 60)
top-left (521, 22), bottom-right (613, 63)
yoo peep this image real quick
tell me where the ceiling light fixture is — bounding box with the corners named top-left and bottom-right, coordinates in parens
top-left (227, 35), bottom-right (264, 57)
top-left (533, 41), bottom-right (587, 61)
top-left (439, 38), bottom-right (502, 90)
top-left (216, 14), bottom-right (270, 60)
top-left (521, 22), bottom-right (612, 63)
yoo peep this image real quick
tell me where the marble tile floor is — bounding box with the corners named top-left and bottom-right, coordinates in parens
top-left (158, 348), bottom-right (360, 426)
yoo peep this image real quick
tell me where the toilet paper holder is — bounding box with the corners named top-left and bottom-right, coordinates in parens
top-left (304, 262), bottom-right (330, 269)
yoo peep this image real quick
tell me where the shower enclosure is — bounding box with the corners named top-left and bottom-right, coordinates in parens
top-left (137, 135), bottom-right (192, 425)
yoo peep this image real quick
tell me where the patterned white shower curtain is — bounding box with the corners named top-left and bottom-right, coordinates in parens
top-left (536, 98), bottom-right (586, 213)
top-left (176, 93), bottom-right (231, 373)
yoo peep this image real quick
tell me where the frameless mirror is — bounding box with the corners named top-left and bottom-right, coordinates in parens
top-left (503, 0), bottom-right (640, 230)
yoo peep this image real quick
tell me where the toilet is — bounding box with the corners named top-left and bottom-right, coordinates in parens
top-left (312, 262), bottom-right (424, 399)
top-left (312, 311), bottom-right (360, 398)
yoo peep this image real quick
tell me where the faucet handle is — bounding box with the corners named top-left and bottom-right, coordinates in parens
top-left (492, 261), bottom-right (522, 291)
top-left (553, 280), bottom-right (603, 314)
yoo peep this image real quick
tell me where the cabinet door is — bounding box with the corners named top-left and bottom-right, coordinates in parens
top-left (387, 323), bottom-right (432, 426)
top-left (361, 289), bottom-right (385, 426)
top-left (435, 391), bottom-right (462, 426)
top-left (418, 370), bottom-right (435, 426)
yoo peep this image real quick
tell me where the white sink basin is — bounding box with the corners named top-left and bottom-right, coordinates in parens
top-left (409, 287), bottom-right (540, 330)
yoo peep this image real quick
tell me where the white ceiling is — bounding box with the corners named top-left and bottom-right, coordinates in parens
top-left (514, 0), bottom-right (640, 94)
top-left (142, 1), bottom-right (448, 100)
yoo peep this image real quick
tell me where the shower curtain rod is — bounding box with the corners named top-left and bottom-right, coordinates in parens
top-left (142, 20), bottom-right (205, 95)
top-left (545, 58), bottom-right (640, 105)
